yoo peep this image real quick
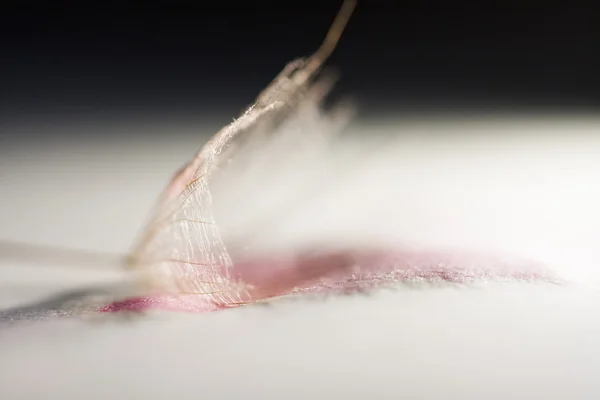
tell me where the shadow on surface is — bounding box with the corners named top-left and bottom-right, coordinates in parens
top-left (0, 286), bottom-right (117, 325)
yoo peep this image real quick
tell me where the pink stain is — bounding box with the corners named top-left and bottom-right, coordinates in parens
top-left (100, 248), bottom-right (559, 314)
top-left (99, 295), bottom-right (223, 313)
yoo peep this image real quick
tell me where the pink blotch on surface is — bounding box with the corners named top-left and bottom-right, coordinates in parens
top-left (100, 248), bottom-right (560, 314)
top-left (99, 295), bottom-right (222, 313)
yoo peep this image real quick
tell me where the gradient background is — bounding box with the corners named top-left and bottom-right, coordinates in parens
top-left (3, 1), bottom-right (600, 254)
top-left (2, 2), bottom-right (600, 399)
top-left (3, 0), bottom-right (600, 122)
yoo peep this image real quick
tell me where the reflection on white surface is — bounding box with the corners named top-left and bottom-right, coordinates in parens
top-left (1, 115), bottom-right (600, 399)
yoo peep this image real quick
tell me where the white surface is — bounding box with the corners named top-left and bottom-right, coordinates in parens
top-left (1, 115), bottom-right (600, 399)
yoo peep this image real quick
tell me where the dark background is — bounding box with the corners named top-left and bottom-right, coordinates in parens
top-left (2, 0), bottom-right (600, 125)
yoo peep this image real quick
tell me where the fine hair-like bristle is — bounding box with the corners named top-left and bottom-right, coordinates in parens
top-left (126, 0), bottom-right (358, 306)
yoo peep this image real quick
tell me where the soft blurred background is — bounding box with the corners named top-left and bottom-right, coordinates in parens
top-left (3, 1), bottom-right (600, 118)
top-left (2, 0), bottom-right (599, 254)
top-left (2, 2), bottom-right (600, 399)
